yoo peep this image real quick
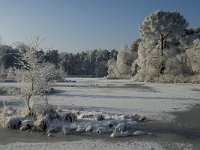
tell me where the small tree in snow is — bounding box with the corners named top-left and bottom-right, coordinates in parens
top-left (15, 37), bottom-right (55, 113)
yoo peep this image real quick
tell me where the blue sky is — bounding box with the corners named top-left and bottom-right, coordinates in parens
top-left (0, 0), bottom-right (200, 52)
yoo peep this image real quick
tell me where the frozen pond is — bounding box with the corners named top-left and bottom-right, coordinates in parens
top-left (0, 78), bottom-right (200, 149)
top-left (50, 78), bottom-right (200, 120)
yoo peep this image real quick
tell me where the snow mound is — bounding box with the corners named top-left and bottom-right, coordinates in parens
top-left (0, 105), bottom-right (150, 138)
top-left (5, 115), bottom-right (22, 129)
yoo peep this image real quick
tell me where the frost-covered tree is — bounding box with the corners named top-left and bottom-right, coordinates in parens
top-left (139, 10), bottom-right (188, 74)
top-left (16, 37), bottom-right (55, 113)
top-left (134, 38), bottom-right (190, 82)
top-left (140, 10), bottom-right (188, 51)
top-left (133, 10), bottom-right (191, 82)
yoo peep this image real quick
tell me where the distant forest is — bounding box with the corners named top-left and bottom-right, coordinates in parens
top-left (0, 44), bottom-right (118, 78)
top-left (1, 10), bottom-right (200, 83)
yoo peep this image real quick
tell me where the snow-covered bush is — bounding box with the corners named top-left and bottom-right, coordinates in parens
top-left (5, 115), bottom-right (22, 129)
top-left (20, 119), bottom-right (34, 131)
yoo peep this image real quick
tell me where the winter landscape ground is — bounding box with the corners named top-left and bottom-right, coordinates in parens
top-left (0, 78), bottom-right (200, 150)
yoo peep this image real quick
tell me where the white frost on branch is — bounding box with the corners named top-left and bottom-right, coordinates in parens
top-left (15, 37), bottom-right (56, 113)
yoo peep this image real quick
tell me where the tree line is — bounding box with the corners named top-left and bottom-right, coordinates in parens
top-left (0, 42), bottom-right (118, 79)
top-left (1, 10), bottom-right (200, 83)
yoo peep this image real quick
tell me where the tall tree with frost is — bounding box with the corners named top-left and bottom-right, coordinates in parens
top-left (139, 10), bottom-right (188, 74)
top-left (16, 37), bottom-right (55, 113)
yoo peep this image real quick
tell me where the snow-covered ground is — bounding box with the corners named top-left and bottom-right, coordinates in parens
top-left (0, 78), bottom-right (200, 150)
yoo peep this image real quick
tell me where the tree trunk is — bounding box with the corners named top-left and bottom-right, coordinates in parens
top-left (27, 81), bottom-right (34, 113)
top-left (160, 34), bottom-right (165, 74)
top-left (26, 95), bottom-right (31, 111)
top-left (161, 35), bottom-right (164, 56)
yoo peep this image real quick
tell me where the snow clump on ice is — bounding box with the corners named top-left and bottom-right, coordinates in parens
top-left (0, 105), bottom-right (150, 138)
